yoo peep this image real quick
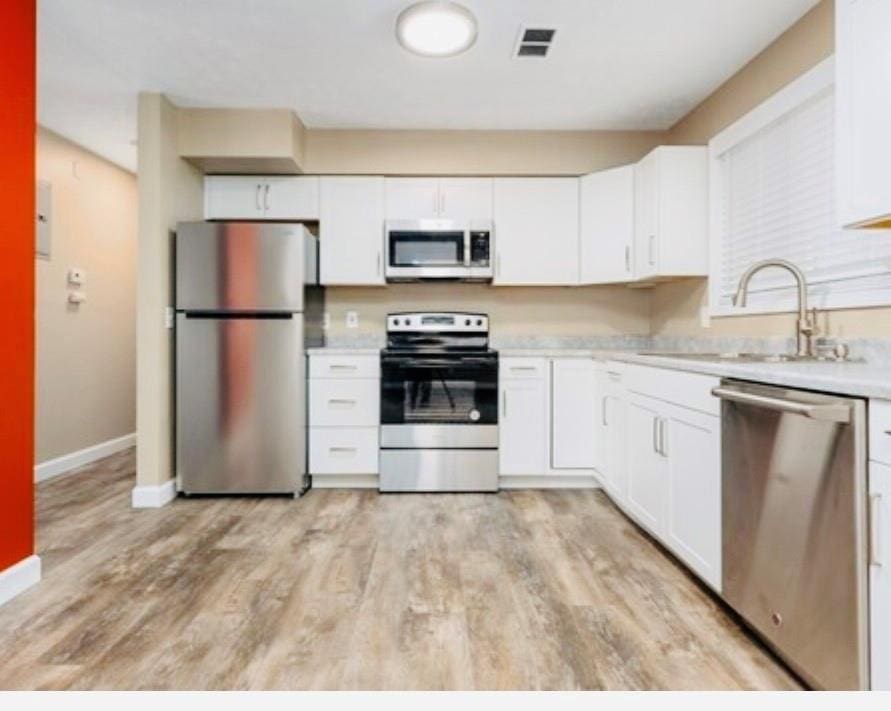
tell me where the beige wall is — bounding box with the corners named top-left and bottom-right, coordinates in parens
top-left (35, 128), bottom-right (137, 463)
top-left (327, 284), bottom-right (651, 341)
top-left (303, 129), bottom-right (665, 176)
top-left (137, 94), bottom-right (204, 488)
top-left (652, 0), bottom-right (891, 339)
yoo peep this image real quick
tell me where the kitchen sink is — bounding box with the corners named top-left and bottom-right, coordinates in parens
top-left (638, 352), bottom-right (832, 363)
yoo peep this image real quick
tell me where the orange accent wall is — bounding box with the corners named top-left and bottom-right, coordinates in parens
top-left (0, 0), bottom-right (35, 571)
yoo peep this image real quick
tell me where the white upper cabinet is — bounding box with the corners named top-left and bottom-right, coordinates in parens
top-left (319, 177), bottom-right (385, 286)
top-left (384, 178), bottom-right (493, 220)
top-left (437, 178), bottom-right (493, 219)
top-left (580, 165), bottom-right (635, 284)
top-left (836, 0), bottom-right (891, 228)
top-left (263, 177), bottom-right (320, 220)
top-left (633, 146), bottom-right (708, 281)
top-left (204, 175), bottom-right (319, 220)
top-left (384, 178), bottom-right (440, 219)
top-left (492, 177), bottom-right (580, 285)
top-left (551, 359), bottom-right (598, 470)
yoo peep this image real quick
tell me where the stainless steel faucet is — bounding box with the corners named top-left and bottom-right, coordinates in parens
top-left (732, 259), bottom-right (817, 358)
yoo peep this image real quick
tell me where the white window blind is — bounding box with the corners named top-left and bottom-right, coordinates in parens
top-left (710, 70), bottom-right (891, 315)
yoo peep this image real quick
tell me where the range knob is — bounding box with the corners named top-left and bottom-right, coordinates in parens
top-left (476, 319), bottom-right (483, 326)
top-left (405, 318), bottom-right (411, 326)
top-left (393, 318), bottom-right (400, 326)
top-left (465, 318), bottom-right (471, 326)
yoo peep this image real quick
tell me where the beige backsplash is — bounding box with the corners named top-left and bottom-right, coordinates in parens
top-left (324, 283), bottom-right (651, 341)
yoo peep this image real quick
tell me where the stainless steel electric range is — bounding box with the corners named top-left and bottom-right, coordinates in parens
top-left (379, 312), bottom-right (498, 492)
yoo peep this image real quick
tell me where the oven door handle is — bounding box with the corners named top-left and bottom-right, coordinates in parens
top-left (387, 358), bottom-right (496, 368)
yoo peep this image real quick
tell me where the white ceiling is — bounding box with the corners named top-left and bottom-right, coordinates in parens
top-left (38, 0), bottom-right (821, 172)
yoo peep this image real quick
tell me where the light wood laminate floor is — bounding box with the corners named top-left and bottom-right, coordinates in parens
top-left (0, 449), bottom-right (801, 690)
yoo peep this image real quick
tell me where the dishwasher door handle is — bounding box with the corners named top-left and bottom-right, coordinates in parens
top-left (711, 386), bottom-right (851, 424)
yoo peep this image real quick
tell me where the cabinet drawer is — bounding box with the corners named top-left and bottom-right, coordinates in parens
top-left (870, 400), bottom-right (891, 466)
top-left (501, 358), bottom-right (547, 379)
top-left (309, 354), bottom-right (380, 379)
top-left (622, 362), bottom-right (720, 416)
top-left (310, 427), bottom-right (379, 474)
top-left (309, 379), bottom-right (379, 427)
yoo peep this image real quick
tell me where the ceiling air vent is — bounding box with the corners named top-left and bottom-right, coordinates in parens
top-left (514, 26), bottom-right (556, 58)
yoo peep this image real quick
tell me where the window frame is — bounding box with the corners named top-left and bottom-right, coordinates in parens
top-left (707, 56), bottom-right (891, 318)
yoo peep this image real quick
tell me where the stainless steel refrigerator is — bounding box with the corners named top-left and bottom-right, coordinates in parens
top-left (175, 221), bottom-right (324, 495)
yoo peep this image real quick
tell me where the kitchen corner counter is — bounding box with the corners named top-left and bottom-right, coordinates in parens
top-left (603, 352), bottom-right (891, 401)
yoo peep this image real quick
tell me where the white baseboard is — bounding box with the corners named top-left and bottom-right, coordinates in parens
top-left (35, 432), bottom-right (136, 483)
top-left (0, 555), bottom-right (41, 608)
top-left (499, 475), bottom-right (602, 490)
top-left (131, 479), bottom-right (177, 508)
top-left (311, 474), bottom-right (379, 489)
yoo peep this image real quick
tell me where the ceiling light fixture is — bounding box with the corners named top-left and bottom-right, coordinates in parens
top-left (396, 1), bottom-right (478, 58)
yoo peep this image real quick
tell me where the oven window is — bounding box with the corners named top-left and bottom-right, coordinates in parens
top-left (389, 231), bottom-right (464, 267)
top-left (381, 361), bottom-right (497, 425)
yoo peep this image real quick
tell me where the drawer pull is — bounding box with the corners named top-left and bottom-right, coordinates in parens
top-left (871, 493), bottom-right (882, 567)
top-left (329, 447), bottom-right (357, 454)
top-left (328, 399), bottom-right (357, 406)
top-left (329, 364), bottom-right (358, 371)
top-left (509, 366), bottom-right (538, 372)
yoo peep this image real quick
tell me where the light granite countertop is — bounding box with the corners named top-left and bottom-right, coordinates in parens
top-left (305, 342), bottom-right (891, 400)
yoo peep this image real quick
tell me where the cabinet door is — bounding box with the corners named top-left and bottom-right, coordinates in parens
top-left (492, 178), bottom-right (580, 285)
top-left (319, 177), bottom-right (385, 285)
top-left (837, 0), bottom-right (891, 228)
top-left (438, 178), bottom-right (493, 219)
top-left (580, 166), bottom-right (634, 284)
top-left (264, 177), bottom-right (319, 220)
top-left (871, 460), bottom-right (891, 690)
top-left (499, 372), bottom-right (548, 476)
top-left (204, 176), bottom-right (266, 220)
top-left (663, 403), bottom-right (721, 590)
top-left (625, 393), bottom-right (667, 534)
top-left (602, 370), bottom-right (628, 504)
top-left (385, 178), bottom-right (440, 219)
top-left (633, 152), bottom-right (659, 280)
top-left (551, 359), bottom-right (598, 469)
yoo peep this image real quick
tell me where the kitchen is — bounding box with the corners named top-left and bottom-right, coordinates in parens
top-left (2, 0), bottom-right (891, 700)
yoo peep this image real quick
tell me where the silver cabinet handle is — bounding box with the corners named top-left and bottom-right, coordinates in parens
top-left (509, 366), bottom-right (538, 373)
top-left (329, 446), bottom-right (357, 454)
top-left (659, 418), bottom-right (668, 457)
top-left (329, 364), bottom-right (358, 370)
top-left (871, 493), bottom-right (882, 567)
top-left (711, 386), bottom-right (851, 424)
top-left (625, 245), bottom-right (631, 273)
top-left (601, 396), bottom-right (608, 426)
top-left (652, 416), bottom-right (660, 454)
top-left (496, 252), bottom-right (502, 278)
top-left (376, 250), bottom-right (382, 277)
top-left (328, 398), bottom-right (357, 406)
top-left (648, 235), bottom-right (656, 266)
top-left (502, 391), bottom-right (507, 418)
top-left (255, 184), bottom-right (263, 211)
top-left (263, 183), bottom-right (271, 211)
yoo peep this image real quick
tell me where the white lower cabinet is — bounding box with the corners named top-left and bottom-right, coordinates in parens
top-left (870, 459), bottom-right (891, 689)
top-left (662, 402), bottom-right (721, 588)
top-left (307, 353), bottom-right (379, 486)
top-left (603, 363), bottom-right (721, 591)
top-left (499, 362), bottom-right (549, 476)
top-left (551, 359), bottom-right (598, 469)
top-left (499, 357), bottom-right (599, 480)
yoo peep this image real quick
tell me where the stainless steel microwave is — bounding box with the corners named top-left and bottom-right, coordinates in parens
top-left (384, 219), bottom-right (494, 281)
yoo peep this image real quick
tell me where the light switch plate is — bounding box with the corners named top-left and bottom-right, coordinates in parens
top-left (345, 311), bottom-right (359, 329)
top-left (68, 267), bottom-right (86, 286)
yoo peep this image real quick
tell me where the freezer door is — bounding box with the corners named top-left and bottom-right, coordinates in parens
top-left (176, 313), bottom-right (306, 494)
top-left (176, 222), bottom-right (308, 311)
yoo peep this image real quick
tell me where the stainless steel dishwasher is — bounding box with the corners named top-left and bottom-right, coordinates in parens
top-left (712, 380), bottom-right (870, 690)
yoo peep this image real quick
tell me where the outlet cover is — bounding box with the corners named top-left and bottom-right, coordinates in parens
top-left (346, 311), bottom-right (359, 329)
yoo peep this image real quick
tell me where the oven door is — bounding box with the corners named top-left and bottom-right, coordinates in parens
top-left (381, 354), bottom-right (498, 428)
top-left (385, 221), bottom-right (469, 279)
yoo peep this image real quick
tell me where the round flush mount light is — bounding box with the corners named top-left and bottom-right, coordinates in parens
top-left (396, 1), bottom-right (478, 58)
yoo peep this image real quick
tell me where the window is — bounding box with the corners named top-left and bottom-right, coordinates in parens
top-left (709, 57), bottom-right (891, 316)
